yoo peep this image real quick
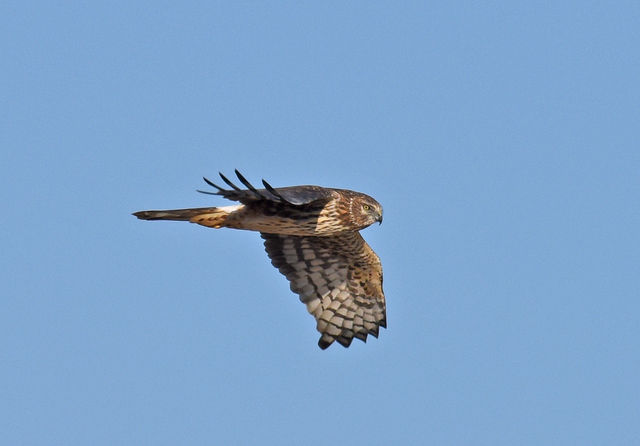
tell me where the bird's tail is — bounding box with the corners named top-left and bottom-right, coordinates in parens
top-left (133, 206), bottom-right (240, 229)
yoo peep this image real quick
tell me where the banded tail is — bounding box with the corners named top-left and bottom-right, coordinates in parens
top-left (133, 205), bottom-right (241, 229)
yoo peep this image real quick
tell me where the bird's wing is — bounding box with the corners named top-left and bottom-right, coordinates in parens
top-left (199, 169), bottom-right (335, 206)
top-left (261, 231), bottom-right (386, 349)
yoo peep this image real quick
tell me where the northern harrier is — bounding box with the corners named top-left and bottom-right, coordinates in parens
top-left (133, 170), bottom-right (386, 349)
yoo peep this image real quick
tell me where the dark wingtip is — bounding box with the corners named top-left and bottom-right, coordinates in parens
top-left (202, 176), bottom-right (224, 190)
top-left (262, 178), bottom-right (290, 204)
top-left (196, 189), bottom-right (218, 195)
top-left (261, 178), bottom-right (275, 192)
top-left (198, 177), bottom-right (225, 195)
top-left (219, 171), bottom-right (241, 191)
top-left (234, 169), bottom-right (253, 188)
top-left (235, 170), bottom-right (268, 199)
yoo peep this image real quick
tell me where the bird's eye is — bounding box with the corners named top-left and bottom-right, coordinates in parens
top-left (362, 204), bottom-right (370, 211)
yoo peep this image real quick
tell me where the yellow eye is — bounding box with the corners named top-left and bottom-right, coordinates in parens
top-left (362, 204), bottom-right (370, 211)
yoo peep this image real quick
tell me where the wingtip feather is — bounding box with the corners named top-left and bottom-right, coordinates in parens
top-left (219, 172), bottom-right (241, 191)
top-left (262, 179), bottom-right (290, 204)
top-left (202, 176), bottom-right (225, 191)
top-left (235, 170), bottom-right (269, 199)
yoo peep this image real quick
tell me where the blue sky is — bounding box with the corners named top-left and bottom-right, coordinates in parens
top-left (2, 2), bottom-right (639, 445)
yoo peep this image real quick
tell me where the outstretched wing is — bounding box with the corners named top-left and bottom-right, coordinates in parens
top-left (261, 232), bottom-right (386, 349)
top-left (199, 169), bottom-right (335, 206)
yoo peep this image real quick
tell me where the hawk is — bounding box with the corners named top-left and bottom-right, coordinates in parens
top-left (133, 170), bottom-right (386, 349)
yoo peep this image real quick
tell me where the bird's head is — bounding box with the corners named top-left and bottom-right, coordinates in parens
top-left (355, 195), bottom-right (383, 228)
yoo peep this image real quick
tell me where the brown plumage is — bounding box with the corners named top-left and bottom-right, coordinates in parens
top-left (133, 170), bottom-right (386, 349)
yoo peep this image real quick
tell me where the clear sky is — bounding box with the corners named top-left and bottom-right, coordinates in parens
top-left (2, 2), bottom-right (639, 445)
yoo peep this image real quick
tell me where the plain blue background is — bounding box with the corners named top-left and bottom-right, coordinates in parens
top-left (3, 2), bottom-right (639, 445)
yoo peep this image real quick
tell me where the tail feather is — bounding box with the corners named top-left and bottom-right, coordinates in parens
top-left (133, 207), bottom-right (219, 221)
top-left (133, 205), bottom-right (240, 229)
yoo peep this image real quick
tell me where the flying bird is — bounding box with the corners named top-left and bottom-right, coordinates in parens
top-left (133, 170), bottom-right (386, 349)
